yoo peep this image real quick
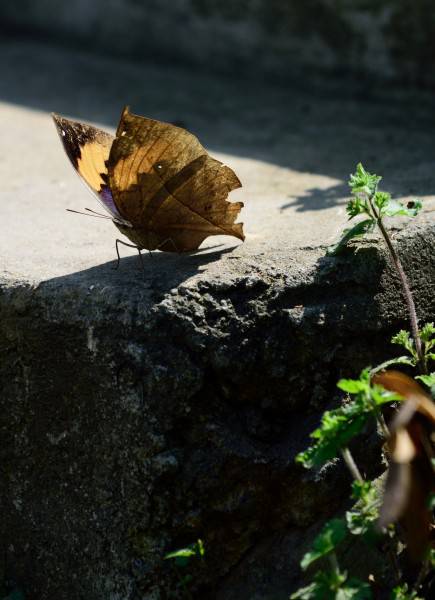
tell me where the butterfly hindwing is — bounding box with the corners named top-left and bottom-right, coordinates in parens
top-left (107, 107), bottom-right (244, 251)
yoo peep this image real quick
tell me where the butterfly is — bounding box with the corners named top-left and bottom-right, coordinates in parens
top-left (52, 107), bottom-right (245, 266)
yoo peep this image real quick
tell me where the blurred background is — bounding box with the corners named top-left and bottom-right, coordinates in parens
top-left (2, 0), bottom-right (435, 86)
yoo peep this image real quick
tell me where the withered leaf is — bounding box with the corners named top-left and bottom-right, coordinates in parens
top-left (53, 107), bottom-right (245, 253)
top-left (372, 370), bottom-right (435, 560)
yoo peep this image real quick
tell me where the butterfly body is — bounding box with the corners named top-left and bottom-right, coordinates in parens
top-left (53, 108), bottom-right (244, 254)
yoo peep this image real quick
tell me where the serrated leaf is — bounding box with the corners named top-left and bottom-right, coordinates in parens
top-left (390, 584), bottom-right (423, 599)
top-left (419, 322), bottom-right (435, 342)
top-left (415, 373), bottom-right (435, 387)
top-left (301, 519), bottom-right (347, 570)
top-left (381, 198), bottom-right (422, 218)
top-left (346, 481), bottom-right (380, 536)
top-left (391, 330), bottom-right (416, 357)
top-left (371, 356), bottom-right (416, 374)
top-left (337, 379), bottom-right (367, 393)
top-left (347, 197), bottom-right (369, 219)
top-left (371, 387), bottom-right (403, 406)
top-left (296, 413), bottom-right (367, 468)
top-left (349, 163), bottom-right (381, 199)
top-left (290, 580), bottom-right (318, 599)
top-left (291, 570), bottom-right (372, 600)
top-left (415, 373), bottom-right (435, 398)
top-left (297, 370), bottom-right (400, 469)
top-left (327, 219), bottom-right (375, 256)
top-left (374, 191), bottom-right (391, 211)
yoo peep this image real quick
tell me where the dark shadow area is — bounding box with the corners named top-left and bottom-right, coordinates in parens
top-left (280, 182), bottom-right (349, 212)
top-left (42, 245), bottom-right (238, 298)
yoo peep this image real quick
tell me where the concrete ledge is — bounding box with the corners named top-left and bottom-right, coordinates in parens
top-left (0, 39), bottom-right (434, 599)
top-left (1, 221), bottom-right (434, 599)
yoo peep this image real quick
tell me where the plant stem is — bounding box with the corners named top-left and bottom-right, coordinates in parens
top-left (328, 552), bottom-right (340, 574)
top-left (385, 540), bottom-right (402, 585)
top-left (374, 409), bottom-right (390, 440)
top-left (369, 198), bottom-right (425, 373)
top-left (413, 559), bottom-right (430, 594)
top-left (341, 447), bottom-right (364, 482)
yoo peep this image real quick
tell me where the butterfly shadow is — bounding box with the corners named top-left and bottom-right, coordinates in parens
top-left (45, 245), bottom-right (240, 301)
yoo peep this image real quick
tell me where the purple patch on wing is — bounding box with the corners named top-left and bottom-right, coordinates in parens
top-left (100, 185), bottom-right (122, 218)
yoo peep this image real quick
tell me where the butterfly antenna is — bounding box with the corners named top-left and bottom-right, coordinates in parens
top-left (66, 209), bottom-right (112, 220)
top-left (85, 207), bottom-right (112, 218)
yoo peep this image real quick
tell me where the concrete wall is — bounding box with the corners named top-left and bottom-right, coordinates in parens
top-left (1, 0), bottom-right (435, 85)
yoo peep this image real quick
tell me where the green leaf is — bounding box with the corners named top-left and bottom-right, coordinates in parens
top-left (380, 198), bottom-right (422, 218)
top-left (415, 373), bottom-right (435, 388)
top-left (297, 370), bottom-right (401, 469)
top-left (346, 481), bottom-right (380, 536)
top-left (349, 163), bottom-right (381, 198)
top-left (164, 548), bottom-right (197, 560)
top-left (370, 356), bottom-right (416, 374)
top-left (415, 372), bottom-right (435, 398)
top-left (373, 191), bottom-right (391, 211)
top-left (301, 519), bottom-right (347, 570)
top-left (390, 584), bottom-right (423, 599)
top-left (337, 379), bottom-right (367, 393)
top-left (296, 412), bottom-right (367, 468)
top-left (370, 387), bottom-right (403, 407)
top-left (391, 330), bottom-right (416, 357)
top-left (347, 197), bottom-right (369, 219)
top-left (291, 570), bottom-right (372, 599)
top-left (327, 219), bottom-right (375, 256)
top-left (419, 322), bottom-right (435, 343)
top-left (290, 580), bottom-right (318, 599)
top-left (164, 539), bottom-right (205, 567)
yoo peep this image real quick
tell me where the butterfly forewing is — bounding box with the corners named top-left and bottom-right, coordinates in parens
top-left (52, 113), bottom-right (124, 221)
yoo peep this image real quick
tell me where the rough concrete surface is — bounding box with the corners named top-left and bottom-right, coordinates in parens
top-left (0, 39), bottom-right (435, 599)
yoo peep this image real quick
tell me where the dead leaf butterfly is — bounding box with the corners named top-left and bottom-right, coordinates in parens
top-left (52, 107), bottom-right (244, 266)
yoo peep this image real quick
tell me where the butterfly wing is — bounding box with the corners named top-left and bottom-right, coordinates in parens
top-left (52, 113), bottom-right (127, 222)
top-left (107, 107), bottom-right (244, 251)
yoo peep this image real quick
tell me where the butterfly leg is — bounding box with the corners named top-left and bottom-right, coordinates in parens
top-left (114, 238), bottom-right (142, 270)
top-left (137, 248), bottom-right (145, 272)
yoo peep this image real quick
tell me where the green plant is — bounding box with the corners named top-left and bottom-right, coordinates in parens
top-left (164, 539), bottom-right (205, 598)
top-left (293, 164), bottom-right (434, 599)
top-left (329, 163), bottom-right (426, 373)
